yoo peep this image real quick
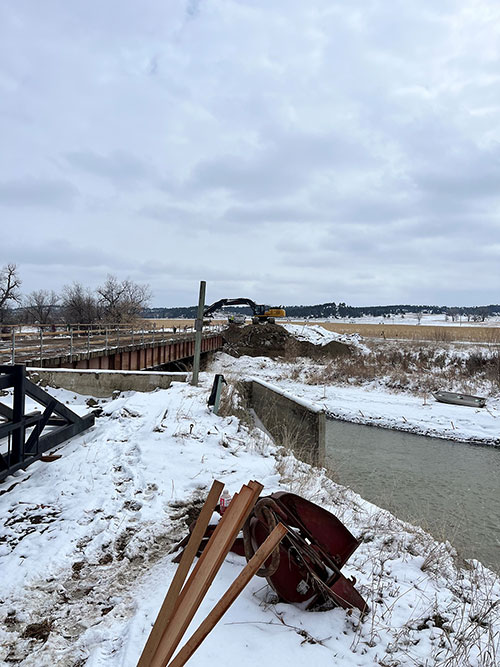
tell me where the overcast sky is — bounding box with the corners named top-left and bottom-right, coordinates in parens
top-left (1, 0), bottom-right (500, 308)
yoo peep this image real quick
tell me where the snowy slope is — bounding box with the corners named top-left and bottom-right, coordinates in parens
top-left (0, 379), bottom-right (498, 666)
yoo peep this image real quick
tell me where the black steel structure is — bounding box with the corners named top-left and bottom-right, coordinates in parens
top-left (0, 365), bottom-right (95, 483)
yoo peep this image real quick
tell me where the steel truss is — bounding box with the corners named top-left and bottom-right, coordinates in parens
top-left (0, 365), bottom-right (95, 483)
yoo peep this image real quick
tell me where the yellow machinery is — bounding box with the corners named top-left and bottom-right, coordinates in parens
top-left (204, 298), bottom-right (286, 324)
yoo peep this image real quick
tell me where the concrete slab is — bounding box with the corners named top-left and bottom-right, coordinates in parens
top-left (27, 367), bottom-right (188, 397)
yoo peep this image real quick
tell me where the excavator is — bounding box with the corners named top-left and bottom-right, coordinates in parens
top-left (203, 298), bottom-right (286, 324)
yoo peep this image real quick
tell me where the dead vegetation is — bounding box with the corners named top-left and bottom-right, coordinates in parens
top-left (302, 340), bottom-right (500, 395)
top-left (215, 323), bottom-right (500, 397)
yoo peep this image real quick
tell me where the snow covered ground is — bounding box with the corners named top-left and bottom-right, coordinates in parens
top-left (215, 352), bottom-right (500, 446)
top-left (1, 377), bottom-right (499, 666)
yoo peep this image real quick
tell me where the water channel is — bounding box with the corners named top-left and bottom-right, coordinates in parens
top-left (325, 419), bottom-right (500, 572)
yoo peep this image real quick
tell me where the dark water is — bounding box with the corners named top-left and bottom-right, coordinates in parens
top-left (326, 419), bottom-right (500, 572)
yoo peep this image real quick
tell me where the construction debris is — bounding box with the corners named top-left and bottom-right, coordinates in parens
top-left (137, 480), bottom-right (287, 667)
top-left (172, 489), bottom-right (368, 616)
top-left (139, 480), bottom-right (368, 666)
top-left (242, 492), bottom-right (368, 614)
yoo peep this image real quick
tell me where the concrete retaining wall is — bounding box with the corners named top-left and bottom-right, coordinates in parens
top-left (246, 379), bottom-right (325, 466)
top-left (27, 367), bottom-right (188, 397)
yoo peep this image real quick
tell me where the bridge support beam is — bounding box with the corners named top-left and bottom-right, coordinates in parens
top-left (31, 334), bottom-right (223, 372)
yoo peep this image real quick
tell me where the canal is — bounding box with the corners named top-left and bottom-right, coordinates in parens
top-left (326, 419), bottom-right (500, 572)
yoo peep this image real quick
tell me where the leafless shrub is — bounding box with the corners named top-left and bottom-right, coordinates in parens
top-left (216, 377), bottom-right (254, 431)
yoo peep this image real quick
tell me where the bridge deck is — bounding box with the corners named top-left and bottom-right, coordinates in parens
top-left (0, 325), bottom-right (223, 370)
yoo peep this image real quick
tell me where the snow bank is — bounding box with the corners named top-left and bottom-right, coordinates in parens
top-left (280, 322), bottom-right (369, 352)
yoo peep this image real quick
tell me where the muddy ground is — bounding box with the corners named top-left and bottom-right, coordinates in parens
top-left (0, 495), bottom-right (205, 665)
top-left (221, 323), bottom-right (351, 359)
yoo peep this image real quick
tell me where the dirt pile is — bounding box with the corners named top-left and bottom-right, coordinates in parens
top-left (222, 323), bottom-right (352, 359)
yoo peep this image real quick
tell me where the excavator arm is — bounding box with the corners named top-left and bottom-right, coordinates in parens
top-left (204, 298), bottom-right (258, 317)
top-left (204, 298), bottom-right (285, 323)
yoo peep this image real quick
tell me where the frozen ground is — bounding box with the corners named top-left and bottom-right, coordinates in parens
top-left (1, 378), bottom-right (499, 666)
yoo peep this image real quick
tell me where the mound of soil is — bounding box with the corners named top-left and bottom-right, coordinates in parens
top-left (222, 323), bottom-right (352, 359)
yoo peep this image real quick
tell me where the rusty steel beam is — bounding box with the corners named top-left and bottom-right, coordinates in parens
top-left (25, 333), bottom-right (223, 371)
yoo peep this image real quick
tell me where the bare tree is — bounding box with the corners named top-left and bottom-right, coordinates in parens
top-left (61, 282), bottom-right (99, 324)
top-left (96, 274), bottom-right (152, 323)
top-left (24, 289), bottom-right (60, 325)
top-left (0, 263), bottom-right (22, 322)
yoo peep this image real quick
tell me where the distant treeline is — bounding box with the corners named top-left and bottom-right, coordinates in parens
top-left (143, 302), bottom-right (500, 321)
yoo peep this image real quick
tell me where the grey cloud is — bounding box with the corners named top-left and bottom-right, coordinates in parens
top-left (186, 0), bottom-right (202, 18)
top-left (66, 150), bottom-right (154, 188)
top-left (404, 215), bottom-right (500, 239)
top-left (223, 203), bottom-right (329, 224)
top-left (319, 194), bottom-right (415, 225)
top-left (139, 204), bottom-right (200, 224)
top-left (137, 260), bottom-right (254, 283)
top-left (2, 0), bottom-right (500, 306)
top-left (415, 159), bottom-right (500, 201)
top-left (188, 153), bottom-right (303, 199)
top-left (1, 238), bottom-right (128, 272)
top-left (0, 178), bottom-right (77, 209)
top-left (188, 129), bottom-right (375, 200)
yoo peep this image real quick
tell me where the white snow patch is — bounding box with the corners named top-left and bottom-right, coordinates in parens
top-left (280, 322), bottom-right (369, 352)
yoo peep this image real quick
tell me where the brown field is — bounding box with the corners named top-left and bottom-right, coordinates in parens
top-left (142, 318), bottom-right (195, 328)
top-left (141, 318), bottom-right (226, 329)
top-left (146, 318), bottom-right (500, 344)
top-left (291, 321), bottom-right (500, 344)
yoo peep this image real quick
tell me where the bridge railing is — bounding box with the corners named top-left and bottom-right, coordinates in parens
top-left (0, 322), bottom-right (224, 365)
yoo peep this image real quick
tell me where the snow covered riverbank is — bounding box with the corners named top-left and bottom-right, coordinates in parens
top-left (214, 352), bottom-right (500, 446)
top-left (0, 377), bottom-right (499, 666)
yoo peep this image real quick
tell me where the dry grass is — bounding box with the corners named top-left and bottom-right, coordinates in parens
top-left (302, 341), bottom-right (500, 394)
top-left (290, 321), bottom-right (500, 344)
top-left (216, 377), bottom-right (254, 430)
